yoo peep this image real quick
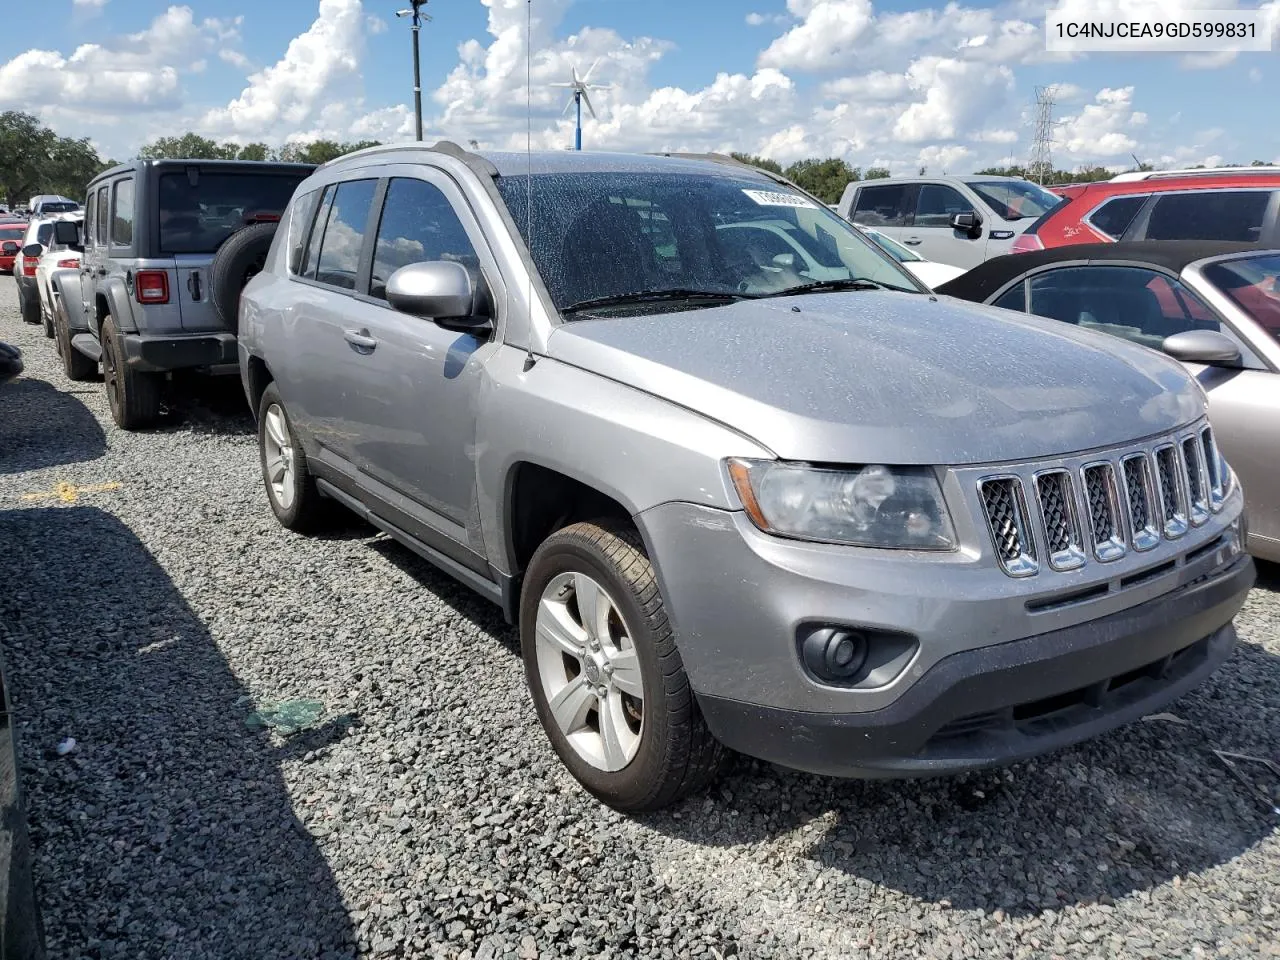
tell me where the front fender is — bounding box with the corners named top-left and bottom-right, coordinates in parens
top-left (475, 346), bottom-right (773, 578)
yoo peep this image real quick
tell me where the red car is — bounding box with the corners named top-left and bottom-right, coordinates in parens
top-left (1012, 171), bottom-right (1280, 254)
top-left (0, 222), bottom-right (25, 272)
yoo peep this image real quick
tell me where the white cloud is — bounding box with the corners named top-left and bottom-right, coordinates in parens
top-left (366, 14), bottom-right (388, 35)
top-left (746, 11), bottom-right (790, 26)
top-left (73, 0), bottom-right (108, 7)
top-left (1055, 86), bottom-right (1146, 159)
top-left (893, 57), bottom-right (1015, 142)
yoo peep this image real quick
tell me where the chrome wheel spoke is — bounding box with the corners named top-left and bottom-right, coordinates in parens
top-left (265, 409), bottom-right (289, 450)
top-left (598, 693), bottom-right (636, 771)
top-left (266, 456), bottom-right (287, 485)
top-left (548, 675), bottom-right (595, 737)
top-left (607, 647), bottom-right (643, 699)
top-left (573, 573), bottom-right (611, 644)
top-left (536, 600), bottom-right (586, 658)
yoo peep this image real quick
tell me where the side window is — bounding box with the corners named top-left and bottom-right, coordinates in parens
top-left (1145, 191), bottom-right (1270, 242)
top-left (1026, 266), bottom-right (1224, 351)
top-left (313, 179), bottom-right (377, 291)
top-left (992, 282), bottom-right (1026, 312)
top-left (95, 189), bottom-right (110, 245)
top-left (913, 184), bottom-right (971, 228)
top-left (1086, 195), bottom-right (1146, 240)
top-left (85, 188), bottom-right (97, 244)
top-left (301, 185), bottom-right (337, 280)
top-left (369, 178), bottom-right (480, 300)
top-left (287, 189), bottom-right (321, 275)
top-left (852, 185), bottom-right (910, 227)
top-left (112, 178), bottom-right (135, 246)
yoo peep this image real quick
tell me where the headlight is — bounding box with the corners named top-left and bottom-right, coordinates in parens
top-left (727, 459), bottom-right (956, 549)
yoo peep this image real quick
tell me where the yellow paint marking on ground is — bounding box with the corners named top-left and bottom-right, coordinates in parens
top-left (21, 481), bottom-right (123, 504)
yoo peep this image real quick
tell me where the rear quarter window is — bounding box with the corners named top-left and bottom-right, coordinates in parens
top-left (852, 185), bottom-right (911, 227)
top-left (1086, 195), bottom-right (1147, 240)
top-left (287, 189), bottom-right (321, 275)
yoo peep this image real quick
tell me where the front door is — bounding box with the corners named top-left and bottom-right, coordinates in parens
top-left (901, 183), bottom-right (987, 269)
top-left (338, 170), bottom-right (500, 565)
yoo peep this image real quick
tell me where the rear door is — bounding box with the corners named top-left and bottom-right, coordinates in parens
top-left (901, 182), bottom-right (986, 268)
top-left (157, 166), bottom-right (310, 331)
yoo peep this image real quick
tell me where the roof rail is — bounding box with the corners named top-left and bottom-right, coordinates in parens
top-left (315, 139), bottom-right (499, 178)
top-left (1110, 165), bottom-right (1280, 182)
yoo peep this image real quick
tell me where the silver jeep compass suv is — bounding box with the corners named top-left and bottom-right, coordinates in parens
top-left (238, 143), bottom-right (1255, 811)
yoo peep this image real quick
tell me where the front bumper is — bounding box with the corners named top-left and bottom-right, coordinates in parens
top-left (697, 553), bottom-right (1253, 776)
top-left (123, 332), bottom-right (237, 372)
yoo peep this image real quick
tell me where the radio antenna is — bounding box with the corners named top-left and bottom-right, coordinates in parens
top-left (524, 0), bottom-right (536, 371)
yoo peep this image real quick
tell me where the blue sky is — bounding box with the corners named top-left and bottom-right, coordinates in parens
top-left (1, 0), bottom-right (1276, 173)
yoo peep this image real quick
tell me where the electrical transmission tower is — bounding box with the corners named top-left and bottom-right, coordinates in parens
top-left (1028, 86), bottom-right (1056, 184)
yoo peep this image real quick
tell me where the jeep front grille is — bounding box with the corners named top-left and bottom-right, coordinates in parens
top-left (979, 477), bottom-right (1037, 577)
top-left (976, 422), bottom-right (1225, 578)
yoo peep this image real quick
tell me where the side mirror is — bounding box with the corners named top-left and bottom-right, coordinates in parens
top-left (1162, 329), bottom-right (1241, 367)
top-left (950, 211), bottom-right (980, 234)
top-left (53, 220), bottom-right (81, 246)
top-left (1, 241), bottom-right (17, 256)
top-left (21, 243), bottom-right (43, 259)
top-left (386, 261), bottom-right (491, 332)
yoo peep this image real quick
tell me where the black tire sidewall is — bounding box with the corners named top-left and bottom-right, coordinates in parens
top-left (211, 223), bottom-right (276, 332)
top-left (519, 531), bottom-right (674, 807)
top-left (100, 314), bottom-right (124, 424)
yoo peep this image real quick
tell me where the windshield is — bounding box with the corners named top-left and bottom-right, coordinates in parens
top-left (39, 201), bottom-right (80, 214)
top-left (860, 228), bottom-right (923, 263)
top-left (158, 171), bottom-right (309, 254)
top-left (967, 179), bottom-right (1065, 221)
top-left (1203, 253), bottom-right (1280, 345)
top-left (494, 171), bottom-right (921, 313)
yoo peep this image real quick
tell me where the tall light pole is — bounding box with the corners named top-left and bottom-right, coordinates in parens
top-left (396, 2), bottom-right (430, 141)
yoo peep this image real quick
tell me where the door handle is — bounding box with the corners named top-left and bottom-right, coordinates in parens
top-left (344, 329), bottom-right (378, 352)
top-left (902, 237), bottom-right (922, 246)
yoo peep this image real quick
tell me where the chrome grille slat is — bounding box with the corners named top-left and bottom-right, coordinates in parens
top-left (1033, 471), bottom-right (1084, 571)
top-left (979, 477), bottom-right (1037, 577)
top-left (1182, 436), bottom-right (1210, 526)
top-left (1082, 462), bottom-right (1126, 561)
top-left (1200, 426), bottom-right (1225, 511)
top-left (1121, 454), bottom-right (1160, 551)
top-left (1154, 444), bottom-right (1189, 539)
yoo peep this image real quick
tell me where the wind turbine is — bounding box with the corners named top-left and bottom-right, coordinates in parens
top-left (551, 59), bottom-right (611, 151)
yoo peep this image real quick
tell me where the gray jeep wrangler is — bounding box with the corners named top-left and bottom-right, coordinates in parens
top-left (55, 159), bottom-right (314, 428)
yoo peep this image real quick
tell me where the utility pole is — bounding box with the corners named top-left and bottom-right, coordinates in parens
top-left (396, 2), bottom-right (431, 141)
top-left (1028, 85), bottom-right (1057, 185)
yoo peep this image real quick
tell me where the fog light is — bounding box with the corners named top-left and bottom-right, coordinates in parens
top-left (801, 627), bottom-right (868, 683)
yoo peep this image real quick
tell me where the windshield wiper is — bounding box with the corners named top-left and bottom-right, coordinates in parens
top-left (756, 278), bottom-right (899, 299)
top-left (562, 288), bottom-right (756, 314)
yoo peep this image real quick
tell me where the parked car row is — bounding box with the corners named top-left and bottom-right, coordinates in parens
top-left (8, 145), bottom-right (1265, 814)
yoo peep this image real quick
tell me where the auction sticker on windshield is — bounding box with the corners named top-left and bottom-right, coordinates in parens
top-left (743, 189), bottom-right (817, 208)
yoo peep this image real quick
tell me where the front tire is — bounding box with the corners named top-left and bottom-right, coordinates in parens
top-left (54, 302), bottom-right (96, 381)
top-left (101, 314), bottom-right (161, 429)
top-left (257, 382), bottom-right (328, 532)
top-left (520, 520), bottom-right (726, 812)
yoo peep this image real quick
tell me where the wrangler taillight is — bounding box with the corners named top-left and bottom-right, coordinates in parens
top-left (1010, 233), bottom-right (1045, 254)
top-left (57, 258), bottom-right (80, 268)
top-left (21, 258), bottom-right (37, 277)
top-left (135, 269), bottom-right (170, 304)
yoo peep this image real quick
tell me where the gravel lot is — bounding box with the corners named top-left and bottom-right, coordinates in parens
top-left (1, 273), bottom-right (1278, 960)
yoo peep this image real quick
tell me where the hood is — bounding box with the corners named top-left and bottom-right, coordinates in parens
top-left (546, 291), bottom-right (1205, 465)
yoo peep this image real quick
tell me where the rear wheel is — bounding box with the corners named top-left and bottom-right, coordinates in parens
top-left (40, 299), bottom-right (55, 338)
top-left (54, 302), bottom-right (96, 381)
top-left (257, 382), bottom-right (329, 532)
top-left (520, 520), bottom-right (726, 811)
top-left (101, 314), bottom-right (161, 429)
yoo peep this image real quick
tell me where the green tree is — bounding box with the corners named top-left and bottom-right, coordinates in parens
top-left (237, 142), bottom-right (270, 161)
top-left (275, 139), bottom-right (381, 165)
top-left (864, 167), bottom-right (891, 180)
top-left (782, 157), bottom-right (859, 204)
top-left (138, 133), bottom-right (239, 160)
top-left (0, 111), bottom-right (110, 206)
top-left (729, 152), bottom-right (784, 175)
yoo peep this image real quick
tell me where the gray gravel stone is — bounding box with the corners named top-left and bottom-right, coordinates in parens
top-left (0, 274), bottom-right (1277, 959)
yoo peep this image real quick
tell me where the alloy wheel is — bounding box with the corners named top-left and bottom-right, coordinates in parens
top-left (261, 403), bottom-right (297, 511)
top-left (534, 572), bottom-right (645, 772)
